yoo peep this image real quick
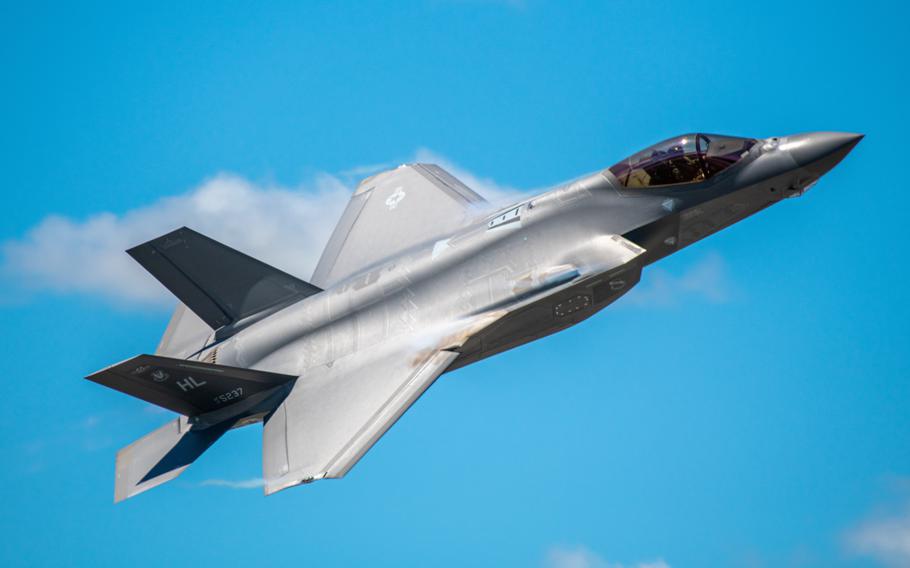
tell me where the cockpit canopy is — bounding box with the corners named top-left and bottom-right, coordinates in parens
top-left (608, 133), bottom-right (757, 189)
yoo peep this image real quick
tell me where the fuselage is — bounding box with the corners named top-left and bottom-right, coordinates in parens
top-left (89, 130), bottom-right (863, 501)
top-left (207, 132), bottom-right (861, 379)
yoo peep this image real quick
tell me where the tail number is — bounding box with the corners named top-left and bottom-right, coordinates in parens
top-left (214, 388), bottom-right (243, 405)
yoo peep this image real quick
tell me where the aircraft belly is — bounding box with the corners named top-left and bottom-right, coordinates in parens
top-left (450, 261), bottom-right (642, 370)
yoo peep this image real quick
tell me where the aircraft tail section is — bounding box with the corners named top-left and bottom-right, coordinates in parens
top-left (86, 354), bottom-right (296, 419)
top-left (155, 303), bottom-right (212, 359)
top-left (114, 416), bottom-right (231, 503)
top-left (128, 227), bottom-right (322, 333)
top-left (87, 354), bottom-right (297, 502)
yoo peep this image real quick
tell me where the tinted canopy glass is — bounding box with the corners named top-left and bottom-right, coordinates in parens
top-left (609, 134), bottom-right (756, 188)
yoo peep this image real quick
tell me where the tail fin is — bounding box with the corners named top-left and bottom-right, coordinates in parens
top-left (114, 416), bottom-right (231, 502)
top-left (98, 228), bottom-right (313, 501)
top-left (127, 227), bottom-right (322, 332)
top-left (86, 354), bottom-right (296, 418)
top-left (155, 303), bottom-right (211, 359)
top-left (87, 354), bottom-right (296, 502)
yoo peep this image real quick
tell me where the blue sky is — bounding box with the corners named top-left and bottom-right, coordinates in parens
top-left (1, 2), bottom-right (907, 566)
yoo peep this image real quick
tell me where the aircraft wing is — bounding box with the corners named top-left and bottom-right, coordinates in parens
top-left (262, 315), bottom-right (500, 495)
top-left (310, 163), bottom-right (489, 288)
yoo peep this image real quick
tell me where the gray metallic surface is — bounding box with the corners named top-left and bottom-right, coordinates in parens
top-left (113, 416), bottom-right (229, 503)
top-left (88, 131), bottom-right (862, 501)
top-left (310, 163), bottom-right (489, 288)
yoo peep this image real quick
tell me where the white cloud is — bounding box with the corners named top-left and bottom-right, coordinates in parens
top-left (621, 252), bottom-right (732, 308)
top-left (2, 167), bottom-right (730, 313)
top-left (2, 173), bottom-right (352, 307)
top-left (200, 478), bottom-right (265, 490)
top-left (337, 161), bottom-right (397, 180)
top-left (414, 147), bottom-right (525, 206)
top-left (1, 152), bottom-right (526, 309)
top-left (545, 546), bottom-right (670, 568)
top-left (4, 152), bottom-right (732, 314)
top-left (845, 496), bottom-right (910, 567)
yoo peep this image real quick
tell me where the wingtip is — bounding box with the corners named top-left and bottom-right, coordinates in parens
top-left (262, 472), bottom-right (327, 496)
top-left (124, 226), bottom-right (196, 254)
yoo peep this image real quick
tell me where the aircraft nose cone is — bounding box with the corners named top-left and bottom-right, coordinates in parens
top-left (786, 131), bottom-right (863, 176)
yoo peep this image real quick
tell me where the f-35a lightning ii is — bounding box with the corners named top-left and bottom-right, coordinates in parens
top-left (88, 131), bottom-right (861, 501)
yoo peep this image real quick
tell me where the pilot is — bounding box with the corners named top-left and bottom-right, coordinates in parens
top-left (626, 166), bottom-right (651, 188)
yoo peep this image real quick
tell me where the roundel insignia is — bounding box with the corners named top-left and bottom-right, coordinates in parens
top-left (385, 187), bottom-right (406, 210)
top-left (150, 369), bottom-right (170, 383)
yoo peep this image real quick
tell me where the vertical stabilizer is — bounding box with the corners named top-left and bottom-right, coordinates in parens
top-left (115, 417), bottom-right (231, 502)
top-left (127, 227), bottom-right (322, 331)
top-left (155, 303), bottom-right (211, 359)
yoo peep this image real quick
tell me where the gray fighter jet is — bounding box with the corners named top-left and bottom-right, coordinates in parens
top-left (88, 131), bottom-right (861, 502)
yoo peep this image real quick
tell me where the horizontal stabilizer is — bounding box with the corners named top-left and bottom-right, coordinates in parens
top-left (86, 354), bottom-right (296, 417)
top-left (128, 227), bottom-right (322, 330)
top-left (114, 416), bottom-right (231, 502)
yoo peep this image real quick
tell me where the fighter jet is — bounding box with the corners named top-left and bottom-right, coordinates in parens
top-left (87, 131), bottom-right (861, 502)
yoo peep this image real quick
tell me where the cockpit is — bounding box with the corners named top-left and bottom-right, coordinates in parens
top-left (608, 133), bottom-right (757, 189)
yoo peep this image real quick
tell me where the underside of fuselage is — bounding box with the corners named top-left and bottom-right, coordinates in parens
top-left (450, 254), bottom-right (643, 371)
